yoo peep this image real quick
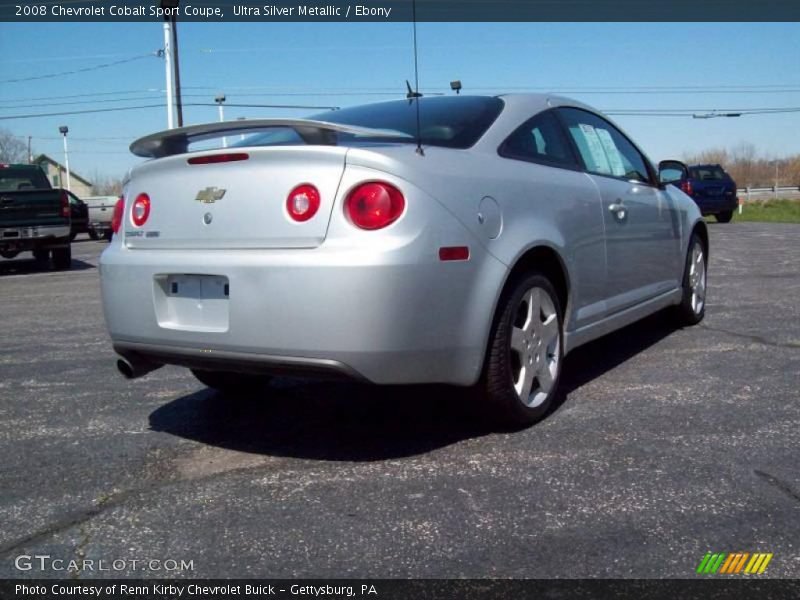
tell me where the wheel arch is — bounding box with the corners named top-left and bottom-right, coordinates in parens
top-left (690, 219), bottom-right (709, 262)
top-left (478, 243), bottom-right (572, 379)
top-left (505, 244), bottom-right (571, 315)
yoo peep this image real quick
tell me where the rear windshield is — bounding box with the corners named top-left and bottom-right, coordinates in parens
top-left (690, 166), bottom-right (727, 181)
top-left (238, 96), bottom-right (504, 150)
top-left (0, 166), bottom-right (50, 192)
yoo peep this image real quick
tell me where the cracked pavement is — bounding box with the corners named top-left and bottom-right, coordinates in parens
top-left (0, 222), bottom-right (798, 579)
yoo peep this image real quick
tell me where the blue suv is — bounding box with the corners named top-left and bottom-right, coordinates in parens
top-left (673, 164), bottom-right (738, 223)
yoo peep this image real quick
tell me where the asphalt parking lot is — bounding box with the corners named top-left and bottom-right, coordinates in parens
top-left (0, 222), bottom-right (798, 579)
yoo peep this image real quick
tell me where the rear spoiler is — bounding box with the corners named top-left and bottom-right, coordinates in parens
top-left (130, 119), bottom-right (411, 159)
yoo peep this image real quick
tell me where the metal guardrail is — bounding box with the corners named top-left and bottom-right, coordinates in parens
top-left (738, 186), bottom-right (800, 200)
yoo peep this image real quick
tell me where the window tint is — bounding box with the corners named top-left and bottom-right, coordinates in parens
top-left (310, 96), bottom-right (504, 149)
top-left (558, 108), bottom-right (651, 183)
top-left (233, 127), bottom-right (305, 149)
top-left (500, 110), bottom-right (576, 167)
top-left (690, 166), bottom-right (726, 181)
top-left (0, 166), bottom-right (50, 192)
top-left (232, 98), bottom-right (503, 151)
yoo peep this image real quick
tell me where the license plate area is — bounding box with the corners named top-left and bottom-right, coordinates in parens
top-left (2, 227), bottom-right (38, 238)
top-left (153, 274), bottom-right (229, 332)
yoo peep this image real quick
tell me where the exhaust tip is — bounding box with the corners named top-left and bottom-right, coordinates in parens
top-left (116, 356), bottom-right (162, 380)
top-left (117, 358), bottom-right (136, 379)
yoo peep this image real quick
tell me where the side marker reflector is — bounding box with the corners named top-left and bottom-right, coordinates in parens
top-left (439, 246), bottom-right (470, 261)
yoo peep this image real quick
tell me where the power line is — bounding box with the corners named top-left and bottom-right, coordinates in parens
top-left (10, 135), bottom-right (137, 141)
top-left (0, 53), bottom-right (159, 84)
top-left (0, 95), bottom-right (167, 111)
top-left (603, 107), bottom-right (800, 112)
top-left (606, 108), bottom-right (800, 116)
top-left (0, 89), bottom-right (164, 104)
top-left (0, 102), bottom-right (341, 121)
top-left (1, 84), bottom-right (798, 105)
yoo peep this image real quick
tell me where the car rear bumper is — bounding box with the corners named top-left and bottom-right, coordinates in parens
top-left (100, 240), bottom-right (507, 386)
top-left (0, 224), bottom-right (70, 251)
top-left (693, 195), bottom-right (738, 214)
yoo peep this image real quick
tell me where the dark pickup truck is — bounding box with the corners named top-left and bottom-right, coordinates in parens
top-left (0, 163), bottom-right (72, 269)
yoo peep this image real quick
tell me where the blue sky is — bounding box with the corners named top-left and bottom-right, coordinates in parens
top-left (0, 22), bottom-right (798, 182)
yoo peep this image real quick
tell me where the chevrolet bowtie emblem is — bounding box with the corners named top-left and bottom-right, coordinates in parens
top-left (195, 187), bottom-right (226, 204)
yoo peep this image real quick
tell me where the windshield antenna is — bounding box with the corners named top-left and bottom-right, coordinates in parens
top-left (410, 0), bottom-right (424, 156)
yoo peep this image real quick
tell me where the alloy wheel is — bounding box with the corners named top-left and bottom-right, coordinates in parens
top-left (509, 286), bottom-right (561, 408)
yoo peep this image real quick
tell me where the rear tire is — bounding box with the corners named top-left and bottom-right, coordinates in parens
top-left (103, 230), bottom-right (113, 241)
top-left (191, 369), bottom-right (272, 395)
top-left (480, 273), bottom-right (564, 429)
top-left (32, 249), bottom-right (49, 262)
top-left (88, 229), bottom-right (100, 241)
top-left (52, 246), bottom-right (72, 270)
top-left (675, 233), bottom-right (707, 325)
top-left (716, 210), bottom-right (733, 223)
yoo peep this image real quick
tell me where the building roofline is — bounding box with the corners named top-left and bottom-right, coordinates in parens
top-left (33, 154), bottom-right (93, 186)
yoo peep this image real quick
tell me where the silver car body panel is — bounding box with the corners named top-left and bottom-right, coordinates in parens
top-left (101, 94), bottom-right (703, 386)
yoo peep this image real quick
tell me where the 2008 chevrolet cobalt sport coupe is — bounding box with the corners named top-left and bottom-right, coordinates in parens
top-left (101, 94), bottom-right (707, 427)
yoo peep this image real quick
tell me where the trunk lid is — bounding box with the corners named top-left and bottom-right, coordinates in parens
top-left (124, 146), bottom-right (347, 250)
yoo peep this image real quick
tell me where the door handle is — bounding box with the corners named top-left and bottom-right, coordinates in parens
top-left (608, 202), bottom-right (627, 220)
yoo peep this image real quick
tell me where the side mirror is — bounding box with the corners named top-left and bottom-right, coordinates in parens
top-left (658, 160), bottom-right (688, 185)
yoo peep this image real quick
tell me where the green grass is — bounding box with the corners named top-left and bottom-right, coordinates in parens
top-left (725, 199), bottom-right (800, 224)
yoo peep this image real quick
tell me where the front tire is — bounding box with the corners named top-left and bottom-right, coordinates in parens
top-left (716, 210), bottom-right (733, 223)
top-left (88, 229), bottom-right (100, 241)
top-left (191, 369), bottom-right (271, 395)
top-left (675, 233), bottom-right (707, 325)
top-left (481, 273), bottom-right (564, 428)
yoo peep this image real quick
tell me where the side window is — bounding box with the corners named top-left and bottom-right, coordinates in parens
top-left (558, 108), bottom-right (651, 184)
top-left (499, 110), bottom-right (577, 168)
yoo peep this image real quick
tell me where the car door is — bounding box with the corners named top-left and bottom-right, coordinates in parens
top-left (497, 109), bottom-right (607, 330)
top-left (556, 107), bottom-right (682, 314)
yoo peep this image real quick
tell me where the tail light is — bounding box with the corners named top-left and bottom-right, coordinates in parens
top-left (111, 197), bottom-right (125, 234)
top-left (131, 193), bottom-right (150, 227)
top-left (344, 182), bottom-right (405, 230)
top-left (286, 184), bottom-right (320, 222)
top-left (60, 190), bottom-right (70, 218)
top-left (680, 180), bottom-right (693, 195)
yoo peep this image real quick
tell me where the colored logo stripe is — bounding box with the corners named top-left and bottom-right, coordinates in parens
top-left (745, 553), bottom-right (773, 574)
top-left (697, 552), bottom-right (772, 575)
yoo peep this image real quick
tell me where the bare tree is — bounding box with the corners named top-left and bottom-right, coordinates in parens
top-left (91, 172), bottom-right (124, 196)
top-left (730, 143), bottom-right (757, 187)
top-left (0, 129), bottom-right (29, 163)
top-left (683, 147), bottom-right (729, 166)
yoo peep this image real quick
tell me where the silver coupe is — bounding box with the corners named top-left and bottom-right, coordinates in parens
top-left (100, 94), bottom-right (707, 427)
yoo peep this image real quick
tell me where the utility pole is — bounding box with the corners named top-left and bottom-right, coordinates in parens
top-left (59, 126), bottom-right (71, 192)
top-left (162, 21), bottom-right (174, 129)
top-left (215, 94), bottom-right (227, 148)
top-left (171, 9), bottom-right (183, 126)
top-left (774, 159), bottom-right (780, 199)
top-left (161, 0), bottom-right (183, 126)
top-left (27, 136), bottom-right (32, 163)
